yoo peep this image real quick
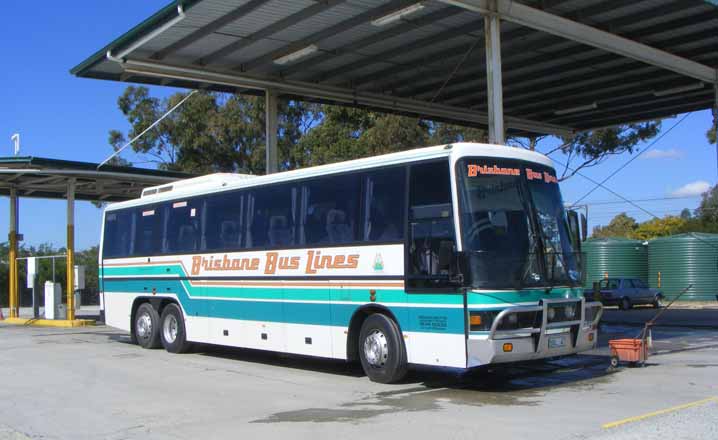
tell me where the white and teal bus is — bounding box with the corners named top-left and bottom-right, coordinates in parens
top-left (100, 142), bottom-right (602, 383)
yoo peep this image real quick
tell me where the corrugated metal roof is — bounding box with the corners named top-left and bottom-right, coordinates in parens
top-left (72, 0), bottom-right (718, 135)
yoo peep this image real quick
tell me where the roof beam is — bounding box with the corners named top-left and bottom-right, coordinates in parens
top-left (119, 58), bottom-right (573, 136)
top-left (440, 0), bottom-right (717, 82)
top-left (152, 0), bottom-right (269, 60)
top-left (236, 0), bottom-right (422, 73)
top-left (197, 0), bottom-right (348, 66)
top-left (397, 9), bottom-right (717, 100)
top-left (448, 30), bottom-right (717, 108)
top-left (345, 26), bottom-right (535, 89)
top-left (278, 6), bottom-right (465, 78)
top-left (571, 100), bottom-right (714, 131)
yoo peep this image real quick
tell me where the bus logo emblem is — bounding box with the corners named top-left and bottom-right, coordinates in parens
top-left (373, 253), bottom-right (384, 272)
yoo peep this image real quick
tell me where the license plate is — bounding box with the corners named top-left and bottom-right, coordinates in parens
top-left (548, 336), bottom-right (566, 349)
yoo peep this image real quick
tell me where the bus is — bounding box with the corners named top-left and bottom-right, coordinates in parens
top-left (99, 142), bottom-right (602, 383)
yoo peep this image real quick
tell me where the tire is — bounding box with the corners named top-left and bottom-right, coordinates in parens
top-left (358, 313), bottom-right (408, 384)
top-left (159, 303), bottom-right (192, 353)
top-left (620, 297), bottom-right (632, 311)
top-left (652, 297), bottom-right (663, 309)
top-left (134, 303), bottom-right (161, 349)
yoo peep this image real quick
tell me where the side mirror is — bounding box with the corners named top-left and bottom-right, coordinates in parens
top-left (567, 210), bottom-right (581, 251)
top-left (580, 213), bottom-right (588, 242)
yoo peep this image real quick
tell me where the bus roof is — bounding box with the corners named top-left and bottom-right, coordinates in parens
top-left (107, 142), bottom-right (553, 211)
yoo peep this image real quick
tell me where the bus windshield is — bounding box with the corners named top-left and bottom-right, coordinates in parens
top-left (456, 157), bottom-right (580, 289)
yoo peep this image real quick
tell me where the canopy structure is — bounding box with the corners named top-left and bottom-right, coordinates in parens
top-left (72, 0), bottom-right (718, 163)
top-left (0, 156), bottom-right (191, 202)
top-left (0, 156), bottom-right (191, 323)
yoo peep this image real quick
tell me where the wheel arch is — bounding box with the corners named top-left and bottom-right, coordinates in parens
top-left (346, 304), bottom-right (403, 362)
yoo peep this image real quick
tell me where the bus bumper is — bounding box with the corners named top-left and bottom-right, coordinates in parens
top-left (466, 299), bottom-right (603, 367)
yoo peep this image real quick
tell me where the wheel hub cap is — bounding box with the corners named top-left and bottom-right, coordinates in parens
top-left (136, 313), bottom-right (152, 339)
top-left (163, 314), bottom-right (178, 343)
top-left (363, 330), bottom-right (388, 368)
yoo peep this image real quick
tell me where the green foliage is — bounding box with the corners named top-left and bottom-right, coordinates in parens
top-left (592, 188), bottom-right (718, 241)
top-left (554, 121), bottom-right (661, 179)
top-left (0, 243), bottom-right (98, 307)
top-left (631, 216), bottom-right (686, 241)
top-left (591, 213), bottom-right (638, 238)
top-left (111, 86), bottom-right (661, 179)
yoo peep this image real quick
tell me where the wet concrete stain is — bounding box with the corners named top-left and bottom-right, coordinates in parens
top-left (252, 356), bottom-right (616, 424)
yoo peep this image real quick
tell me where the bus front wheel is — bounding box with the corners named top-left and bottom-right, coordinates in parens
top-left (159, 303), bottom-right (192, 354)
top-left (134, 303), bottom-right (161, 349)
top-left (358, 314), bottom-right (408, 384)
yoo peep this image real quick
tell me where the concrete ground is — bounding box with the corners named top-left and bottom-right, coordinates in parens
top-left (1, 311), bottom-right (716, 440)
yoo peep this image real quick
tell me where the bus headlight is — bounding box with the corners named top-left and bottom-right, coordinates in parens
top-left (564, 304), bottom-right (577, 320)
top-left (547, 307), bottom-right (556, 321)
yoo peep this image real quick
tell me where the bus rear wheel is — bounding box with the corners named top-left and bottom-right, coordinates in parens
top-left (134, 303), bottom-right (161, 349)
top-left (160, 303), bottom-right (192, 353)
top-left (358, 314), bottom-right (408, 384)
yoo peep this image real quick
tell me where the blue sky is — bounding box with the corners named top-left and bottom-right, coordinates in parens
top-left (0, 0), bottom-right (716, 250)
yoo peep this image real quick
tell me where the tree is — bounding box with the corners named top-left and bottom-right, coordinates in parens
top-left (696, 183), bottom-right (718, 223)
top-left (110, 86), bottom-right (664, 180)
top-left (549, 121), bottom-right (661, 180)
top-left (591, 213), bottom-right (638, 238)
top-left (109, 87), bottom-right (322, 174)
top-left (680, 208), bottom-right (693, 220)
top-left (631, 216), bottom-right (686, 240)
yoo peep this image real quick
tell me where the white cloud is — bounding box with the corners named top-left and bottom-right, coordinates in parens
top-left (641, 148), bottom-right (683, 160)
top-left (670, 181), bottom-right (711, 197)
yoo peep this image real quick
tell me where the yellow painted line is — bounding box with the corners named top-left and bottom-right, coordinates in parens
top-left (2, 317), bottom-right (95, 328)
top-left (603, 396), bottom-right (718, 429)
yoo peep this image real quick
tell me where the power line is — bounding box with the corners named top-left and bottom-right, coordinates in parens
top-left (574, 195), bottom-right (701, 207)
top-left (569, 112), bottom-right (693, 207)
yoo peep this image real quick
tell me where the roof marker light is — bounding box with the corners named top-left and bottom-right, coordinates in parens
top-left (273, 45), bottom-right (319, 65)
top-left (652, 82), bottom-right (704, 97)
top-left (371, 3), bottom-right (425, 26)
top-left (554, 102), bottom-right (598, 116)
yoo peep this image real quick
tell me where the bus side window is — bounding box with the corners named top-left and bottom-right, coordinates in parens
top-left (301, 174), bottom-right (361, 246)
top-left (407, 160), bottom-right (456, 290)
top-left (247, 184), bottom-right (297, 249)
top-left (103, 209), bottom-right (134, 259)
top-left (363, 167), bottom-right (405, 242)
top-left (203, 191), bottom-right (244, 252)
top-left (165, 199), bottom-right (202, 254)
top-left (133, 206), bottom-right (164, 256)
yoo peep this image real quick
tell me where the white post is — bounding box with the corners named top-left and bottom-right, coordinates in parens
top-left (484, 1), bottom-right (505, 145)
top-left (265, 89), bottom-right (279, 174)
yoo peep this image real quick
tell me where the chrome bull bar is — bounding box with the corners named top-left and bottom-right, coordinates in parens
top-left (489, 298), bottom-right (603, 341)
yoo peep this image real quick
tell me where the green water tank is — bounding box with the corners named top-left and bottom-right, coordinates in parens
top-left (583, 238), bottom-right (648, 288)
top-left (648, 233), bottom-right (718, 301)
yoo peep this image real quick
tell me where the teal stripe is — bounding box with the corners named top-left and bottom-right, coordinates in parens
top-left (103, 278), bottom-right (466, 334)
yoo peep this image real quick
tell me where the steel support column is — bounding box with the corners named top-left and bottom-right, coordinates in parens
top-left (66, 179), bottom-right (75, 321)
top-left (713, 77), bottom-right (717, 178)
top-left (265, 89), bottom-right (279, 174)
top-left (8, 188), bottom-right (19, 318)
top-left (484, 2), bottom-right (505, 144)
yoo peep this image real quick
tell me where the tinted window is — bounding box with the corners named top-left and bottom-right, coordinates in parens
top-left (633, 279), bottom-right (647, 288)
top-left (204, 191), bottom-right (246, 252)
top-left (103, 209), bottom-right (134, 258)
top-left (248, 184), bottom-right (297, 249)
top-left (302, 174), bottom-right (361, 246)
top-left (133, 206), bottom-right (164, 255)
top-left (164, 199), bottom-right (202, 254)
top-left (364, 167), bottom-right (405, 242)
